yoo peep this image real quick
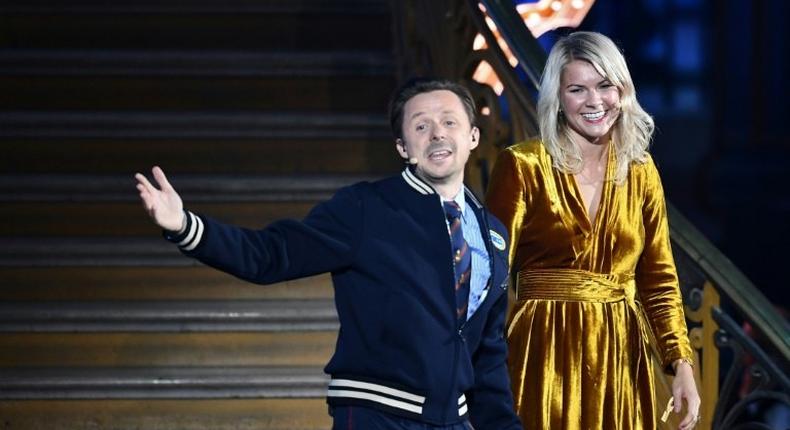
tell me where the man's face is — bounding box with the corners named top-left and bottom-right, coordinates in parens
top-left (396, 90), bottom-right (479, 188)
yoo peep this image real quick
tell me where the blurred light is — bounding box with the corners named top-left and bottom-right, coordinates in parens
top-left (473, 1), bottom-right (595, 95)
top-left (518, 0), bottom-right (595, 39)
top-left (642, 34), bottom-right (666, 61)
top-left (672, 22), bottom-right (701, 72)
top-left (673, 86), bottom-right (701, 112)
top-left (638, 86), bottom-right (665, 113)
top-left (526, 12), bottom-right (541, 27)
top-left (472, 61), bottom-right (504, 95)
top-left (493, 81), bottom-right (504, 95)
top-left (481, 106), bottom-right (491, 116)
top-left (674, 0), bottom-right (701, 9)
top-left (485, 16), bottom-right (498, 31)
top-left (473, 34), bottom-right (487, 50)
top-left (642, 0), bottom-right (663, 14)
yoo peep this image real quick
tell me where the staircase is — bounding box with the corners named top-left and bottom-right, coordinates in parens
top-left (0, 1), bottom-right (399, 428)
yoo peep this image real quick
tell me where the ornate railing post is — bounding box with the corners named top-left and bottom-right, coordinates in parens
top-left (684, 281), bottom-right (721, 429)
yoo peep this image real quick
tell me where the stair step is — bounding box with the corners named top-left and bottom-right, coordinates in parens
top-left (0, 173), bottom-right (371, 202)
top-left (1, 2), bottom-right (391, 51)
top-left (0, 75), bottom-right (394, 110)
top-left (0, 332), bottom-right (335, 367)
top-left (0, 299), bottom-right (338, 332)
top-left (0, 174), bottom-right (379, 235)
top-left (0, 112), bottom-right (401, 175)
top-left (0, 398), bottom-right (331, 430)
top-left (0, 49), bottom-right (394, 77)
top-left (0, 237), bottom-right (193, 267)
top-left (0, 111), bottom-right (391, 139)
top-left (0, 201), bottom-right (317, 237)
top-left (0, 268), bottom-right (333, 301)
top-left (0, 139), bottom-right (401, 175)
top-left (0, 366), bottom-right (328, 399)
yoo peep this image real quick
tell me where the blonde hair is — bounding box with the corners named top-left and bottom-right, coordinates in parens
top-left (537, 31), bottom-right (654, 183)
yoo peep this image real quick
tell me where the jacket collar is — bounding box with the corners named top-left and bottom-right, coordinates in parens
top-left (400, 167), bottom-right (483, 210)
top-left (401, 167), bottom-right (434, 195)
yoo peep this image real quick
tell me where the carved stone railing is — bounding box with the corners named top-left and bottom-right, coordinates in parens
top-left (392, 1), bottom-right (790, 429)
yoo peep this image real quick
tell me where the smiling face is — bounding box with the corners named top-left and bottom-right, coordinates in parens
top-left (560, 60), bottom-right (621, 145)
top-left (396, 90), bottom-right (479, 192)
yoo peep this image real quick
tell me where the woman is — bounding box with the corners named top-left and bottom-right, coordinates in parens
top-left (486, 32), bottom-right (700, 429)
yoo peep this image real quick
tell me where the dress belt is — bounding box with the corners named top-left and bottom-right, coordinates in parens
top-left (516, 268), bottom-right (636, 303)
top-left (513, 268), bottom-right (660, 364)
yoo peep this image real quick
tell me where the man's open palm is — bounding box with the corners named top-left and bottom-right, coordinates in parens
top-left (135, 166), bottom-right (184, 232)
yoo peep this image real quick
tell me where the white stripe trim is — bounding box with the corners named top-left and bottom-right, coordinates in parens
top-left (402, 170), bottom-right (431, 195)
top-left (464, 187), bottom-right (483, 209)
top-left (177, 212), bottom-right (198, 247)
top-left (182, 214), bottom-right (204, 251)
top-left (458, 394), bottom-right (466, 405)
top-left (327, 389), bottom-right (423, 414)
top-left (458, 403), bottom-right (468, 416)
top-left (329, 379), bottom-right (425, 403)
top-left (401, 168), bottom-right (434, 195)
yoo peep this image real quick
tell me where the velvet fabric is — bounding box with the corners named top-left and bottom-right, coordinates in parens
top-left (486, 140), bottom-right (693, 429)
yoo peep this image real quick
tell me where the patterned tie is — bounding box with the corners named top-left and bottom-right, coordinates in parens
top-left (443, 201), bottom-right (470, 323)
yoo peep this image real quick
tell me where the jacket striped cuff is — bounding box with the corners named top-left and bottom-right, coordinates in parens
top-left (163, 210), bottom-right (204, 252)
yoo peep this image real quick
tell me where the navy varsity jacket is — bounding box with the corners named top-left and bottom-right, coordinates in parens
top-left (166, 167), bottom-right (522, 429)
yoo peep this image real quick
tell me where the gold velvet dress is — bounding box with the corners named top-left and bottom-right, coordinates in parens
top-left (485, 140), bottom-right (694, 430)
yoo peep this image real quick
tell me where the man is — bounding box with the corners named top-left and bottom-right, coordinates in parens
top-left (135, 79), bottom-right (521, 429)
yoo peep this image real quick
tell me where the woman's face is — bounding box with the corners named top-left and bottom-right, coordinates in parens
top-left (559, 60), bottom-right (621, 145)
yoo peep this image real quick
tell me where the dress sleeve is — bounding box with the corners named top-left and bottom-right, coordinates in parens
top-left (635, 158), bottom-right (695, 371)
top-left (485, 147), bottom-right (528, 266)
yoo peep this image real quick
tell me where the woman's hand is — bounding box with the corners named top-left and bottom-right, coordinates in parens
top-left (672, 359), bottom-right (701, 429)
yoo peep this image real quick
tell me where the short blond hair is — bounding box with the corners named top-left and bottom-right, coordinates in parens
top-left (537, 31), bottom-right (654, 183)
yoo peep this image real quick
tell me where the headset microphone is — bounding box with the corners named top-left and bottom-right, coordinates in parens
top-left (399, 139), bottom-right (418, 165)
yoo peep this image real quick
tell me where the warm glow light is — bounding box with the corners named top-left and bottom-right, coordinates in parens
top-left (517, 0), bottom-right (555, 15)
top-left (473, 34), bottom-right (487, 50)
top-left (472, 1), bottom-right (595, 96)
top-left (472, 61), bottom-right (504, 96)
top-left (526, 12), bottom-right (541, 27)
top-left (473, 61), bottom-right (494, 83)
top-left (508, 55), bottom-right (519, 67)
top-left (485, 16), bottom-right (498, 31)
top-left (518, 0), bottom-right (595, 38)
top-left (481, 106), bottom-right (491, 116)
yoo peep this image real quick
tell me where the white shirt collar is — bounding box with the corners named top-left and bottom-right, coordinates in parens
top-left (442, 188), bottom-right (466, 214)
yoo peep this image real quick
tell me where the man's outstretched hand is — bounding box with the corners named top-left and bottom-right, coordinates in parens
top-left (135, 166), bottom-right (185, 232)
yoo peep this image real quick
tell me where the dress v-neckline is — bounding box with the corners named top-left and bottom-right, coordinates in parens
top-left (568, 145), bottom-right (613, 231)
